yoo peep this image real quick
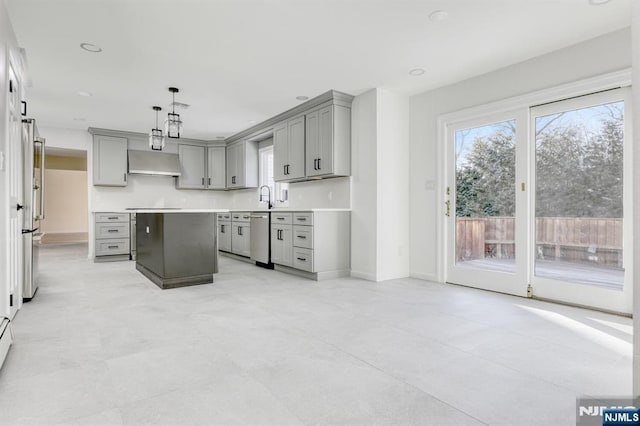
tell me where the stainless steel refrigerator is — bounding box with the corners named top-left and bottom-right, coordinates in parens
top-left (22, 118), bottom-right (45, 301)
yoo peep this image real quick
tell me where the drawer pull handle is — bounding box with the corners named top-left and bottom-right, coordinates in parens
top-left (277, 217), bottom-right (285, 220)
top-left (243, 216), bottom-right (249, 219)
top-left (108, 245), bottom-right (119, 249)
top-left (107, 229), bottom-right (118, 233)
top-left (297, 218), bottom-right (306, 221)
top-left (297, 235), bottom-right (306, 239)
top-left (108, 217), bottom-right (118, 220)
top-left (296, 257), bottom-right (307, 262)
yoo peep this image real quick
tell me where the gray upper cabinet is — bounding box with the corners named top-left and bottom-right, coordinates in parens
top-left (226, 139), bottom-right (258, 189)
top-left (273, 121), bottom-right (287, 182)
top-left (206, 146), bottom-right (226, 190)
top-left (93, 135), bottom-right (128, 187)
top-left (274, 118), bottom-right (305, 182)
top-left (177, 144), bottom-right (206, 189)
top-left (306, 104), bottom-right (351, 178)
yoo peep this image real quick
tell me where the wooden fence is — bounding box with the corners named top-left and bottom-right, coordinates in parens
top-left (456, 217), bottom-right (623, 267)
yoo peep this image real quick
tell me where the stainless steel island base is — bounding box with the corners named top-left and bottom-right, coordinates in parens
top-left (136, 212), bottom-right (218, 289)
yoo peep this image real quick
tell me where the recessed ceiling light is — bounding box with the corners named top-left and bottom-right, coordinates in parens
top-left (296, 96), bottom-right (309, 101)
top-left (408, 67), bottom-right (425, 76)
top-left (428, 10), bottom-right (448, 22)
top-left (80, 43), bottom-right (102, 53)
top-left (588, 0), bottom-right (611, 4)
top-left (77, 90), bottom-right (93, 97)
top-left (73, 117), bottom-right (86, 122)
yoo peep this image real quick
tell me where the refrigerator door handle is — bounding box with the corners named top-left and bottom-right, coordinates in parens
top-left (22, 227), bottom-right (39, 234)
top-left (35, 138), bottom-right (45, 220)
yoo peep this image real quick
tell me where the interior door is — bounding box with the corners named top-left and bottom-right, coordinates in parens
top-left (529, 88), bottom-right (632, 314)
top-left (445, 109), bottom-right (528, 296)
top-left (7, 62), bottom-right (23, 317)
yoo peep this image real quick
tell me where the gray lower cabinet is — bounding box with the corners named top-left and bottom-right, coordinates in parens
top-left (93, 135), bottom-right (128, 187)
top-left (271, 223), bottom-right (293, 267)
top-left (270, 211), bottom-right (350, 279)
top-left (177, 144), bottom-right (206, 189)
top-left (229, 213), bottom-right (251, 257)
top-left (94, 212), bottom-right (131, 261)
top-left (217, 213), bottom-right (232, 252)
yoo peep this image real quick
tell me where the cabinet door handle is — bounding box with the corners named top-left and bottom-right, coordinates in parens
top-left (208, 177), bottom-right (211, 186)
top-left (296, 257), bottom-right (307, 262)
top-left (124, 173), bottom-right (127, 182)
top-left (284, 165), bottom-right (287, 175)
top-left (202, 177), bottom-right (205, 185)
top-left (221, 224), bottom-right (225, 233)
top-left (238, 226), bottom-right (242, 236)
top-left (317, 158), bottom-right (321, 170)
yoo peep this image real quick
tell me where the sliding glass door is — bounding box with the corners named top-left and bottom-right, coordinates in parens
top-left (530, 89), bottom-right (632, 313)
top-left (445, 110), bottom-right (528, 296)
top-left (445, 88), bottom-right (631, 313)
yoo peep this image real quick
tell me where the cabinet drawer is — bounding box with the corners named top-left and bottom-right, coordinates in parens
top-left (95, 239), bottom-right (130, 256)
top-left (293, 212), bottom-right (313, 226)
top-left (217, 213), bottom-right (231, 221)
top-left (95, 222), bottom-right (130, 239)
top-left (231, 212), bottom-right (251, 223)
top-left (293, 225), bottom-right (313, 249)
top-left (272, 213), bottom-right (292, 225)
top-left (293, 247), bottom-right (314, 272)
top-left (95, 213), bottom-right (129, 223)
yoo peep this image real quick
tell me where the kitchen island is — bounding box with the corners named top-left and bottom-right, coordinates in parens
top-left (135, 210), bottom-right (222, 289)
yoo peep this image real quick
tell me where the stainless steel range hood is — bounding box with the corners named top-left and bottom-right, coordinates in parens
top-left (128, 150), bottom-right (181, 176)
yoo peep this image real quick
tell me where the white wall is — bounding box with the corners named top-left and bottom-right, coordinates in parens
top-left (226, 177), bottom-right (350, 211)
top-left (40, 169), bottom-right (88, 235)
top-left (409, 28), bottom-right (632, 282)
top-left (350, 89), bottom-right (378, 280)
top-left (349, 88), bottom-right (411, 282)
top-left (631, 5), bottom-right (640, 397)
top-left (377, 89), bottom-right (410, 281)
top-left (40, 126), bottom-right (90, 151)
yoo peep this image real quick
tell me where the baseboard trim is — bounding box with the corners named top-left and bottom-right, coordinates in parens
top-left (410, 272), bottom-right (440, 283)
top-left (350, 270), bottom-right (378, 281)
top-left (41, 232), bottom-right (88, 244)
top-left (0, 319), bottom-right (13, 371)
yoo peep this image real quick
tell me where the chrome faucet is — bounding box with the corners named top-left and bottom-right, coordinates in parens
top-left (259, 185), bottom-right (273, 209)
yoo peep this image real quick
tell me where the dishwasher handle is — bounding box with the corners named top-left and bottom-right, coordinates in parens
top-left (250, 215), bottom-right (268, 219)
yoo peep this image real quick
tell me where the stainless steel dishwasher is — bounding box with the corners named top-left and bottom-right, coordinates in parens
top-left (249, 212), bottom-right (273, 269)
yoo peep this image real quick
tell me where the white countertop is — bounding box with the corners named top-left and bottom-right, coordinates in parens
top-left (93, 209), bottom-right (230, 213)
top-left (94, 208), bottom-right (350, 214)
top-left (229, 208), bottom-right (352, 212)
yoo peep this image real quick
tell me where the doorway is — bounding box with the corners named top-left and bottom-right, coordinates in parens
top-left (444, 88), bottom-right (632, 314)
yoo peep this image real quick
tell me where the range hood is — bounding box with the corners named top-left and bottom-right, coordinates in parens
top-left (128, 150), bottom-right (181, 177)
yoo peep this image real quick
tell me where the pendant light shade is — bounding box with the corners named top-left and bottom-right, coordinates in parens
top-left (149, 106), bottom-right (165, 151)
top-left (165, 87), bottom-right (182, 138)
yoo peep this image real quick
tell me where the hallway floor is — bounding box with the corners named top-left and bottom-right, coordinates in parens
top-left (0, 243), bottom-right (631, 425)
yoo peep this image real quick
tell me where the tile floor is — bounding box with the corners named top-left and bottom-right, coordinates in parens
top-left (0, 243), bottom-right (631, 425)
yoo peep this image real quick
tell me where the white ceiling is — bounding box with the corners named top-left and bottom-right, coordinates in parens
top-left (6, 0), bottom-right (631, 140)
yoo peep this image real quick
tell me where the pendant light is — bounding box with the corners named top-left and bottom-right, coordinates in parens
top-left (165, 87), bottom-right (183, 138)
top-left (149, 106), bottom-right (165, 151)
